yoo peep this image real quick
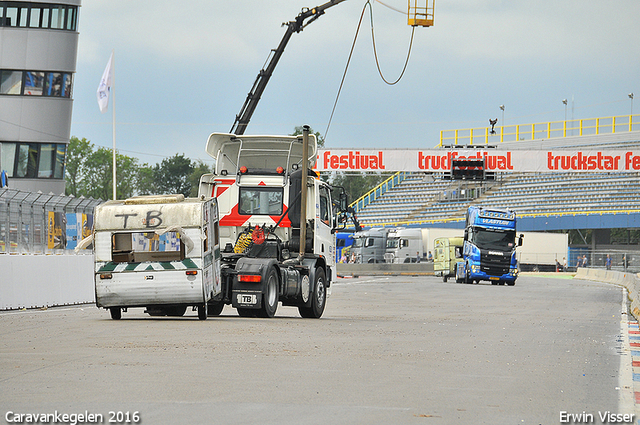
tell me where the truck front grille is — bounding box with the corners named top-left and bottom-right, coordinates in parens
top-left (480, 252), bottom-right (510, 276)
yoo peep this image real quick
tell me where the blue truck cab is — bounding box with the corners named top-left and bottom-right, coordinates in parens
top-left (456, 206), bottom-right (522, 285)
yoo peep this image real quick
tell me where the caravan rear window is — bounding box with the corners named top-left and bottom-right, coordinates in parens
top-left (111, 231), bottom-right (184, 263)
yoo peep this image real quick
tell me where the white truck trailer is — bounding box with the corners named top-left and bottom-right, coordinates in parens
top-left (93, 194), bottom-right (221, 320)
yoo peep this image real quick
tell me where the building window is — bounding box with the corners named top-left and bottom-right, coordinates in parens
top-left (0, 142), bottom-right (66, 180)
top-left (0, 2), bottom-right (78, 31)
top-left (24, 71), bottom-right (44, 96)
top-left (0, 70), bottom-right (73, 98)
top-left (1, 143), bottom-right (17, 176)
top-left (0, 70), bottom-right (22, 94)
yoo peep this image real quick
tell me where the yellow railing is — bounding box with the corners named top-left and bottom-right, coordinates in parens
top-left (349, 171), bottom-right (407, 212)
top-left (439, 114), bottom-right (640, 146)
top-left (407, 0), bottom-right (435, 27)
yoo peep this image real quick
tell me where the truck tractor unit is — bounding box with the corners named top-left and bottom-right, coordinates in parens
top-left (351, 227), bottom-right (391, 263)
top-left (197, 129), bottom-right (349, 318)
top-left (455, 206), bottom-right (522, 285)
top-left (384, 228), bottom-right (424, 263)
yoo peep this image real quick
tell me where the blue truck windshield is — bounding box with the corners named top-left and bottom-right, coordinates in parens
top-left (471, 228), bottom-right (515, 251)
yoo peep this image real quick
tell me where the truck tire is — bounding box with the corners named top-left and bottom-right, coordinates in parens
top-left (299, 268), bottom-right (326, 319)
top-left (257, 267), bottom-right (279, 318)
top-left (506, 281), bottom-right (516, 286)
top-left (197, 304), bottom-right (207, 320)
top-left (442, 275), bottom-right (448, 283)
top-left (109, 307), bottom-right (121, 320)
top-left (207, 302), bottom-right (224, 316)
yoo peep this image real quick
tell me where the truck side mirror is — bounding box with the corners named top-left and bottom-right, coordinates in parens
top-left (339, 193), bottom-right (348, 212)
top-left (518, 234), bottom-right (524, 246)
top-left (464, 229), bottom-right (468, 241)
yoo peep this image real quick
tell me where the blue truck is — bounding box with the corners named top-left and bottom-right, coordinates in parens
top-left (455, 206), bottom-right (523, 285)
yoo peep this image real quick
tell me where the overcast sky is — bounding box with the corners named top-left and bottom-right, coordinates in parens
top-left (70, 0), bottom-right (640, 166)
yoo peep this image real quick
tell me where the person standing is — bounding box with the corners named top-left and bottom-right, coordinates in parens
top-left (606, 254), bottom-right (612, 270)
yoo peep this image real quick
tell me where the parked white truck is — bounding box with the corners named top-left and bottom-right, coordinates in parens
top-left (384, 227), bottom-right (462, 263)
top-left (351, 227), bottom-right (391, 263)
top-left (93, 194), bottom-right (221, 320)
top-left (197, 128), bottom-right (350, 318)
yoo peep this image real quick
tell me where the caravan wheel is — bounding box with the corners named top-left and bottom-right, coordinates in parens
top-left (109, 307), bottom-right (121, 320)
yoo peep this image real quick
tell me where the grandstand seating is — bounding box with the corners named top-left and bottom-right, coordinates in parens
top-left (354, 130), bottom-right (640, 227)
top-left (355, 171), bottom-right (640, 227)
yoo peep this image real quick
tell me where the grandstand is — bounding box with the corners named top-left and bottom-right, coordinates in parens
top-left (351, 121), bottom-right (640, 234)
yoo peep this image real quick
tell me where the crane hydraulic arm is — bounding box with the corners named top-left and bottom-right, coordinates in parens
top-left (230, 0), bottom-right (348, 135)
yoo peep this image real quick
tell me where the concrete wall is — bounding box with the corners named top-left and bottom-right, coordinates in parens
top-left (574, 267), bottom-right (640, 321)
top-left (0, 254), bottom-right (94, 310)
top-left (337, 262), bottom-right (434, 276)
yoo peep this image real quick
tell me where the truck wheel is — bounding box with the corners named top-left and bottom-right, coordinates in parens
top-left (299, 268), bottom-right (326, 319)
top-left (257, 267), bottom-right (279, 318)
top-left (506, 281), bottom-right (516, 286)
top-left (197, 304), bottom-right (207, 320)
top-left (442, 275), bottom-right (448, 283)
top-left (109, 307), bottom-right (121, 320)
top-left (207, 302), bottom-right (224, 316)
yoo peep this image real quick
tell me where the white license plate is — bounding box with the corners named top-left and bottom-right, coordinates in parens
top-left (237, 294), bottom-right (257, 305)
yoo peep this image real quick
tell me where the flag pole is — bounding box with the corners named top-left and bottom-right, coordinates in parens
top-left (111, 49), bottom-right (117, 200)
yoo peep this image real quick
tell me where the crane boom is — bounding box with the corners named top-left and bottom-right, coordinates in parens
top-left (230, 0), bottom-right (348, 135)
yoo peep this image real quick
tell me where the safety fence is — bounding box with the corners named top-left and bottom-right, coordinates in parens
top-left (0, 187), bottom-right (102, 254)
top-left (440, 113), bottom-right (640, 146)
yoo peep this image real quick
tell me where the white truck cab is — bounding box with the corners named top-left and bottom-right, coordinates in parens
top-left (197, 131), bottom-right (347, 318)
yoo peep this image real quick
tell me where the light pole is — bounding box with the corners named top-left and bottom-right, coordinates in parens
top-left (562, 99), bottom-right (568, 137)
top-left (499, 105), bottom-right (505, 127)
top-left (630, 93), bottom-right (634, 115)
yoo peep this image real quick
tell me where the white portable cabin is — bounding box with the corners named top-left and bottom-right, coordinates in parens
top-left (93, 194), bottom-right (221, 319)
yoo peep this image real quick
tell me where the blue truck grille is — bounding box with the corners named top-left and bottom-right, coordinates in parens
top-left (480, 253), bottom-right (510, 275)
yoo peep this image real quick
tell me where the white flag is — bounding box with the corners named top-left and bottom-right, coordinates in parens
top-left (97, 51), bottom-right (113, 113)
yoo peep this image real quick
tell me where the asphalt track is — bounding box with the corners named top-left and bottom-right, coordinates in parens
top-left (0, 274), bottom-right (633, 425)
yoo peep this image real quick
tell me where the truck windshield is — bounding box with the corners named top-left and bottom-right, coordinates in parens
top-left (386, 238), bottom-right (399, 249)
top-left (352, 238), bottom-right (364, 248)
top-left (239, 187), bottom-right (283, 215)
top-left (471, 228), bottom-right (515, 251)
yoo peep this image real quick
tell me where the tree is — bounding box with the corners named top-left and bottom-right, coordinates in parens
top-left (153, 154), bottom-right (194, 196)
top-left (328, 172), bottom-right (388, 203)
top-left (136, 164), bottom-right (156, 196)
top-left (189, 160), bottom-right (213, 197)
top-left (80, 147), bottom-right (141, 200)
top-left (290, 126), bottom-right (325, 148)
top-left (65, 138), bottom-right (143, 200)
top-left (65, 137), bottom-right (93, 197)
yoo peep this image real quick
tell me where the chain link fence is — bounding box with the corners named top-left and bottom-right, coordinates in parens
top-left (0, 188), bottom-right (102, 254)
